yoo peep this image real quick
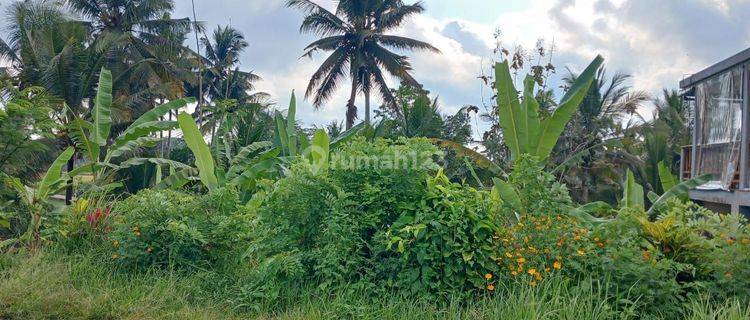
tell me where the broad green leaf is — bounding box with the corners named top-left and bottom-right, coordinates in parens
top-left (658, 161), bottom-right (677, 193)
top-left (156, 168), bottom-right (199, 190)
top-left (109, 136), bottom-right (161, 159)
top-left (110, 121), bottom-right (177, 154)
top-left (69, 118), bottom-right (99, 163)
top-left (37, 147), bottom-right (74, 200)
top-left (622, 169), bottom-right (644, 210)
top-left (123, 98), bottom-right (194, 136)
top-left (90, 68), bottom-right (113, 146)
top-left (567, 201), bottom-right (613, 225)
top-left (494, 61), bottom-right (522, 159)
top-left (274, 111), bottom-right (289, 155)
top-left (521, 76), bottom-right (540, 153)
top-left (287, 92), bottom-right (298, 157)
top-left (310, 129), bottom-right (330, 173)
top-left (177, 112), bottom-right (218, 191)
top-left (117, 158), bottom-right (192, 170)
top-left (227, 147), bottom-right (280, 181)
top-left (330, 121), bottom-right (365, 149)
top-left (431, 138), bottom-right (503, 175)
top-left (231, 141), bottom-right (273, 166)
top-left (492, 178), bottom-right (525, 216)
top-left (648, 174), bottom-right (711, 216)
top-left (534, 55), bottom-right (603, 160)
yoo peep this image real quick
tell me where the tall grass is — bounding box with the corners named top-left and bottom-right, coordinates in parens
top-left (0, 250), bottom-right (747, 319)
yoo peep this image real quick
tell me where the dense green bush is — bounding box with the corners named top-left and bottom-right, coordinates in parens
top-left (108, 188), bottom-right (250, 269)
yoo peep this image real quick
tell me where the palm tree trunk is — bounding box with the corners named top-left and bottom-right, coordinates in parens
top-left (364, 88), bottom-right (371, 125)
top-left (346, 77), bottom-right (358, 129)
top-left (65, 150), bottom-right (75, 205)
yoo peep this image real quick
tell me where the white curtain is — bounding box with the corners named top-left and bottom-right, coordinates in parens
top-left (694, 66), bottom-right (744, 190)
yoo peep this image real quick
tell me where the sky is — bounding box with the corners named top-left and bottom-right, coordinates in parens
top-left (4, 0), bottom-right (750, 135)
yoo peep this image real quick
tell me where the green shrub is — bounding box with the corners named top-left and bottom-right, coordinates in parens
top-left (108, 188), bottom-right (249, 269)
top-left (383, 171), bottom-right (502, 296)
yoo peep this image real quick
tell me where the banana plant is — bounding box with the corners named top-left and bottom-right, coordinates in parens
top-left (618, 166), bottom-right (709, 216)
top-left (69, 68), bottom-right (195, 188)
top-left (495, 55), bottom-right (603, 162)
top-left (3, 147), bottom-right (74, 248)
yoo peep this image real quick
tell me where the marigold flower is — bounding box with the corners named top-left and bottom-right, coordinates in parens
top-left (594, 237), bottom-right (600, 242)
top-left (577, 249), bottom-right (585, 256)
top-left (505, 252), bottom-right (513, 258)
top-left (574, 235), bottom-right (581, 241)
top-left (511, 271), bottom-right (518, 276)
top-left (642, 250), bottom-right (650, 261)
top-left (727, 238), bottom-right (735, 245)
top-left (596, 242), bottom-right (604, 248)
top-left (516, 257), bottom-right (526, 264)
top-left (487, 284), bottom-right (495, 291)
top-left (535, 274), bottom-right (542, 280)
top-left (553, 261), bottom-right (562, 270)
top-left (528, 268), bottom-right (537, 276)
top-left (484, 273), bottom-right (493, 280)
top-left (111, 254), bottom-right (119, 260)
top-left (530, 280), bottom-right (537, 287)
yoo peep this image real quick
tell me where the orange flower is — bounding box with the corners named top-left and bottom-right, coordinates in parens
top-left (528, 268), bottom-right (538, 276)
top-left (727, 238), bottom-right (736, 245)
top-left (596, 242), bottom-right (604, 248)
top-left (484, 273), bottom-right (493, 280)
top-left (530, 280), bottom-right (537, 287)
top-left (642, 250), bottom-right (650, 261)
top-left (553, 261), bottom-right (562, 270)
top-left (487, 284), bottom-right (495, 291)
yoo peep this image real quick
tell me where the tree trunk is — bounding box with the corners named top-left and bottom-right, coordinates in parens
top-left (364, 88), bottom-right (371, 125)
top-left (346, 76), bottom-right (358, 130)
top-left (65, 150), bottom-right (75, 205)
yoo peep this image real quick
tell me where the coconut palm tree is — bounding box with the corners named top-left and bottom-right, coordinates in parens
top-left (287, 0), bottom-right (439, 129)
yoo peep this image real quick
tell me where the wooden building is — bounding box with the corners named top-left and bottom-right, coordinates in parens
top-left (680, 48), bottom-right (750, 214)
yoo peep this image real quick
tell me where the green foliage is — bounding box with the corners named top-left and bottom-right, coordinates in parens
top-left (177, 112), bottom-right (219, 191)
top-left (385, 171), bottom-right (502, 296)
top-left (108, 188), bottom-right (250, 269)
top-left (494, 55), bottom-right (604, 161)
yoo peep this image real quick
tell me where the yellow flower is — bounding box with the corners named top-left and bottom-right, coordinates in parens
top-left (112, 240), bottom-right (119, 247)
top-left (725, 272), bottom-right (733, 278)
top-left (594, 237), bottom-right (600, 242)
top-left (530, 280), bottom-right (537, 287)
top-left (574, 235), bottom-right (581, 241)
top-left (553, 261), bottom-right (562, 270)
top-left (535, 273), bottom-right (542, 280)
top-left (642, 250), bottom-right (650, 261)
top-left (527, 268), bottom-right (537, 276)
top-left (741, 238), bottom-right (750, 245)
top-left (484, 273), bottom-right (493, 280)
top-left (511, 271), bottom-right (518, 276)
top-left (505, 252), bottom-right (513, 258)
top-left (111, 254), bottom-right (119, 260)
top-left (146, 247), bottom-right (153, 253)
top-left (516, 257), bottom-right (526, 264)
top-left (487, 284), bottom-right (495, 291)
top-left (577, 249), bottom-right (585, 256)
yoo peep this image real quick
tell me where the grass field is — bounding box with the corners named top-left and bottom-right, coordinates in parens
top-left (1, 249), bottom-right (748, 320)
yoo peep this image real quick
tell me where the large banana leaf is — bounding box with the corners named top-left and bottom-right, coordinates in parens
top-left (494, 60), bottom-right (523, 158)
top-left (177, 112), bottom-right (218, 191)
top-left (36, 147), bottom-right (75, 200)
top-left (108, 136), bottom-right (161, 159)
top-left (658, 161), bottom-right (678, 193)
top-left (68, 118), bottom-right (99, 163)
top-left (431, 138), bottom-right (503, 175)
top-left (622, 169), bottom-right (644, 210)
top-left (117, 158), bottom-right (193, 170)
top-left (648, 174), bottom-right (711, 216)
top-left (231, 141), bottom-right (273, 166)
top-left (274, 111), bottom-right (290, 155)
top-left (521, 76), bottom-right (540, 153)
top-left (90, 68), bottom-right (113, 146)
top-left (310, 129), bottom-right (330, 173)
top-left (123, 98), bottom-right (194, 136)
top-left (287, 92), bottom-right (298, 157)
top-left (330, 122), bottom-right (365, 149)
top-left (109, 121), bottom-right (177, 153)
top-left (533, 55), bottom-right (603, 159)
top-left (492, 177), bottom-right (525, 216)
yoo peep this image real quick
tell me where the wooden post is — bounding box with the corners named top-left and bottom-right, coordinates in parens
top-left (691, 87), bottom-right (700, 180)
top-left (741, 65), bottom-right (750, 189)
